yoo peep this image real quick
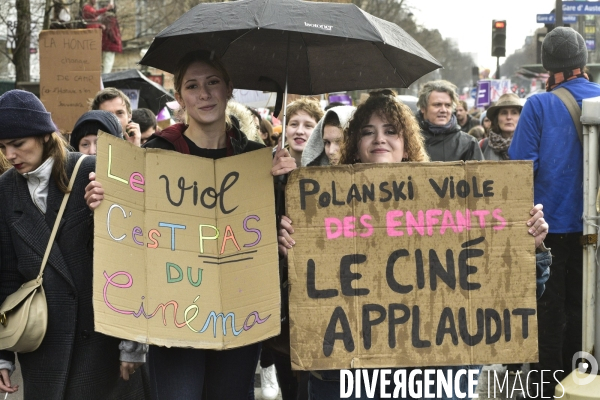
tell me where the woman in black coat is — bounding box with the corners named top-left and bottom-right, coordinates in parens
top-left (0, 90), bottom-right (146, 400)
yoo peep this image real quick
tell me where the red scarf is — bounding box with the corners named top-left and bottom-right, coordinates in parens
top-left (546, 68), bottom-right (589, 91)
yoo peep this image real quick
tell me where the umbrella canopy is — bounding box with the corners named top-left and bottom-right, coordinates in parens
top-left (139, 0), bottom-right (441, 95)
top-left (102, 69), bottom-right (175, 114)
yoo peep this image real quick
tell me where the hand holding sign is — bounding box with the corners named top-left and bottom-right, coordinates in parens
top-left (85, 172), bottom-right (104, 210)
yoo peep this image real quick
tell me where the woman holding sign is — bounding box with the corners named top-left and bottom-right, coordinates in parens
top-left (276, 90), bottom-right (551, 400)
top-left (0, 90), bottom-right (147, 400)
top-left (85, 50), bottom-right (293, 399)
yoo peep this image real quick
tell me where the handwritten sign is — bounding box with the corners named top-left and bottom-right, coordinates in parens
top-left (286, 161), bottom-right (537, 370)
top-left (93, 134), bottom-right (280, 349)
top-left (39, 29), bottom-right (102, 132)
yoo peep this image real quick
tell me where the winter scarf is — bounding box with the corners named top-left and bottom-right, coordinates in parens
top-left (546, 68), bottom-right (589, 91)
top-left (419, 113), bottom-right (459, 135)
top-left (487, 130), bottom-right (512, 160)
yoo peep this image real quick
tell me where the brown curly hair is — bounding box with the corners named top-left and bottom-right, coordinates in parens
top-left (340, 90), bottom-right (429, 164)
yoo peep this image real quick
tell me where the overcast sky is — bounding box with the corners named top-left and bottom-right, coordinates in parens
top-left (404, 0), bottom-right (556, 72)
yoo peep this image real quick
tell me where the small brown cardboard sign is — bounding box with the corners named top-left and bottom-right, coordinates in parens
top-left (93, 134), bottom-right (280, 349)
top-left (286, 161), bottom-right (536, 370)
top-left (39, 29), bottom-right (102, 133)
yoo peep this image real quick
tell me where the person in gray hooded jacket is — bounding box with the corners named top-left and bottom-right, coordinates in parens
top-left (301, 105), bottom-right (355, 167)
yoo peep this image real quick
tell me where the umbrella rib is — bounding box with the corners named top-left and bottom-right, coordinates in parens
top-left (372, 42), bottom-right (409, 88)
top-left (358, 8), bottom-right (421, 87)
top-left (223, 28), bottom-right (259, 55)
top-left (299, 32), bottom-right (313, 95)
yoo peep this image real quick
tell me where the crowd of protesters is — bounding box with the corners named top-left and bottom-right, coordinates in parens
top-left (0, 25), bottom-right (594, 400)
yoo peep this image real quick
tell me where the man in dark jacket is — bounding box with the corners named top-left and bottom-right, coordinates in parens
top-left (456, 100), bottom-right (480, 132)
top-left (417, 80), bottom-right (484, 162)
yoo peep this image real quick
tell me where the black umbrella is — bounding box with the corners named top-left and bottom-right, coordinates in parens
top-left (102, 69), bottom-right (175, 115)
top-left (139, 0), bottom-right (441, 138)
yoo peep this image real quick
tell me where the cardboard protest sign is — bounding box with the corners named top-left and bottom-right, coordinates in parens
top-left (93, 134), bottom-right (280, 349)
top-left (39, 29), bottom-right (102, 132)
top-left (286, 162), bottom-right (536, 370)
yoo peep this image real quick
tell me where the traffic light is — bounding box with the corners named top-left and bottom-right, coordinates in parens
top-left (492, 20), bottom-right (506, 57)
top-left (471, 66), bottom-right (480, 86)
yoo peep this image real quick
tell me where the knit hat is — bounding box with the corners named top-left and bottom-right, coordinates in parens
top-left (542, 27), bottom-right (587, 72)
top-left (70, 110), bottom-right (123, 149)
top-left (0, 90), bottom-right (57, 139)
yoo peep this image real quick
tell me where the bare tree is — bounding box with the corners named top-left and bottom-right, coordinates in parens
top-left (13, 0), bottom-right (31, 81)
top-left (116, 0), bottom-right (226, 46)
top-left (0, 0), bottom-right (52, 82)
top-left (349, 0), bottom-right (475, 91)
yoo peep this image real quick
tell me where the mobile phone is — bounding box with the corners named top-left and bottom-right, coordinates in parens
top-left (127, 120), bottom-right (133, 136)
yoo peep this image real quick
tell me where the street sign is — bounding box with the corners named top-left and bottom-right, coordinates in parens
top-left (537, 14), bottom-right (578, 23)
top-left (563, 1), bottom-right (600, 15)
top-left (586, 38), bottom-right (596, 51)
top-left (476, 81), bottom-right (491, 108)
top-left (470, 87), bottom-right (477, 99)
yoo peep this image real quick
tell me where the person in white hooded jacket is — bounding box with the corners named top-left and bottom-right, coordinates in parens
top-left (301, 106), bottom-right (355, 167)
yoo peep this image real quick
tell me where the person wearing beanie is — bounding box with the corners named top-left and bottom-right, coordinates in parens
top-left (0, 89), bottom-right (147, 399)
top-left (509, 27), bottom-right (600, 397)
top-left (70, 110), bottom-right (123, 155)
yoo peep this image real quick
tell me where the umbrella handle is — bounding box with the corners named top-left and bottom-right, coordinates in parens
top-left (280, 32), bottom-right (290, 148)
top-left (275, 174), bottom-right (288, 233)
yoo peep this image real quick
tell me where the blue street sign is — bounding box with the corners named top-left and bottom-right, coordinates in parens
top-left (563, 1), bottom-right (600, 15)
top-left (537, 14), bottom-right (578, 23)
top-left (470, 88), bottom-right (477, 99)
top-left (586, 38), bottom-right (596, 51)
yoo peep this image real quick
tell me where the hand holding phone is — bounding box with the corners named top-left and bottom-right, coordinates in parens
top-left (125, 121), bottom-right (142, 147)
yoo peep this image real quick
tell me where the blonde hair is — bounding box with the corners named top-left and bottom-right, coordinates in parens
top-left (341, 90), bottom-right (429, 164)
top-left (0, 151), bottom-right (10, 175)
top-left (286, 97), bottom-right (324, 125)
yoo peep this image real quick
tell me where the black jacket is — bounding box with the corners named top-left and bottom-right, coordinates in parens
top-left (459, 114), bottom-right (480, 133)
top-left (417, 112), bottom-right (484, 162)
top-left (0, 153), bottom-right (145, 400)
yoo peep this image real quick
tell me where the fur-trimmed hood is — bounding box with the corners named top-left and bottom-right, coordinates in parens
top-left (301, 106), bottom-right (355, 167)
top-left (226, 100), bottom-right (263, 144)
